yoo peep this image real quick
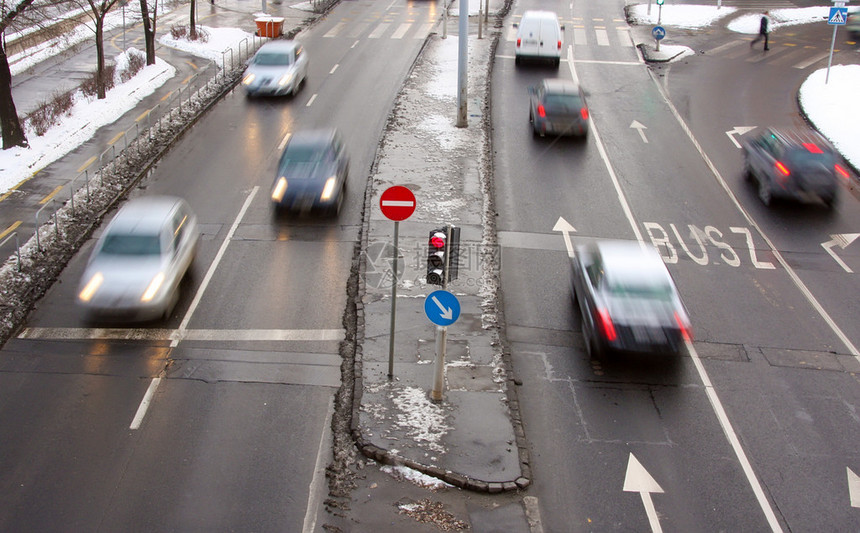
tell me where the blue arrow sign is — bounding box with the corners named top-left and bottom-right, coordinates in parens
top-left (424, 290), bottom-right (460, 327)
top-left (652, 26), bottom-right (666, 40)
top-left (828, 7), bottom-right (848, 24)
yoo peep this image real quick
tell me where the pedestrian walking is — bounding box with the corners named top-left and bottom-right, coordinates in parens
top-left (750, 11), bottom-right (771, 51)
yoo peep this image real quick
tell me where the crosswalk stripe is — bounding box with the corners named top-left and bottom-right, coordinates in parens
top-left (595, 27), bottom-right (609, 46)
top-left (793, 51), bottom-right (830, 69)
top-left (573, 27), bottom-right (587, 46)
top-left (768, 47), bottom-right (809, 66)
top-left (368, 22), bottom-right (389, 38)
top-left (391, 22), bottom-right (411, 39)
top-left (415, 22), bottom-right (433, 38)
top-left (705, 39), bottom-right (749, 55)
top-left (347, 22), bottom-right (369, 38)
top-left (324, 22), bottom-right (347, 38)
top-left (747, 46), bottom-right (787, 63)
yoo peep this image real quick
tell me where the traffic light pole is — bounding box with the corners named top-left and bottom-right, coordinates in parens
top-left (430, 225), bottom-right (453, 402)
top-left (388, 221), bottom-right (399, 379)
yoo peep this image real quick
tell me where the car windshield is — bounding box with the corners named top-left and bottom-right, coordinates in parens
top-left (279, 144), bottom-right (328, 175)
top-left (254, 52), bottom-right (292, 66)
top-left (544, 93), bottom-right (583, 112)
top-left (100, 234), bottom-right (162, 256)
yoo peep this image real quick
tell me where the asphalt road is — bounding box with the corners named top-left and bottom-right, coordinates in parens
top-left (0, 0), bottom-right (433, 529)
top-left (494, 0), bottom-right (860, 531)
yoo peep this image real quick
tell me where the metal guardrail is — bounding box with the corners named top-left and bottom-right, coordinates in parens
top-left (0, 232), bottom-right (21, 271)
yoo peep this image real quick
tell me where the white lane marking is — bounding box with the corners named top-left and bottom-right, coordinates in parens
top-left (130, 377), bottom-right (161, 430)
top-left (329, 64), bottom-right (339, 75)
top-left (650, 68), bottom-right (859, 359)
top-left (306, 94), bottom-right (317, 107)
top-left (570, 43), bottom-right (785, 531)
top-left (172, 187), bottom-right (259, 348)
top-left (278, 132), bottom-right (292, 152)
top-left (18, 327), bottom-right (343, 342)
top-left (522, 495), bottom-right (544, 533)
top-left (302, 396), bottom-right (334, 533)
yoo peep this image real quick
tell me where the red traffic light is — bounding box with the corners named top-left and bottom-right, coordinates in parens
top-left (430, 233), bottom-right (446, 249)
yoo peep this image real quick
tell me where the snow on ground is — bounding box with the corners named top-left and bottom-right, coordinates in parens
top-left (2, 5), bottom-right (858, 197)
top-left (159, 26), bottom-right (256, 64)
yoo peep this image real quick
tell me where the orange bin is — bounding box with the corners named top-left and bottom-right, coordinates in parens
top-left (255, 16), bottom-right (284, 38)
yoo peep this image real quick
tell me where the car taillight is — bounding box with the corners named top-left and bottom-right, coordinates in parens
top-left (596, 309), bottom-right (617, 342)
top-left (580, 107), bottom-right (589, 120)
top-left (802, 142), bottom-right (823, 154)
top-left (674, 312), bottom-right (692, 341)
top-left (517, 38), bottom-right (521, 48)
top-left (835, 164), bottom-right (849, 180)
top-left (537, 104), bottom-right (546, 118)
top-left (775, 161), bottom-right (790, 182)
top-left (557, 40), bottom-right (562, 50)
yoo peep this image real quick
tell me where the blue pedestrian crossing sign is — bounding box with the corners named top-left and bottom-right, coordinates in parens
top-left (424, 290), bottom-right (460, 327)
top-left (652, 26), bottom-right (666, 40)
top-left (828, 7), bottom-right (848, 25)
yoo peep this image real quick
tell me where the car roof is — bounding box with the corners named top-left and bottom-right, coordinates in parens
top-left (107, 196), bottom-right (183, 235)
top-left (541, 78), bottom-right (581, 94)
top-left (763, 128), bottom-right (833, 151)
top-left (593, 240), bottom-right (670, 281)
top-left (256, 40), bottom-right (301, 54)
top-left (522, 10), bottom-right (559, 20)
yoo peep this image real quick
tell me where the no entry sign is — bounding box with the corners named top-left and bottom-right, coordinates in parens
top-left (380, 186), bottom-right (416, 221)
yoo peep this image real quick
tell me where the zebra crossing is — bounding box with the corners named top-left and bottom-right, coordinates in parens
top-left (322, 18), bottom-right (435, 40)
top-left (702, 38), bottom-right (842, 70)
top-left (504, 18), bottom-right (636, 48)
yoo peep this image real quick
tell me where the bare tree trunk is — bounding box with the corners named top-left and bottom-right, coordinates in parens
top-left (0, 42), bottom-right (27, 149)
top-left (139, 0), bottom-right (156, 65)
top-left (189, 0), bottom-right (196, 40)
top-left (95, 16), bottom-right (106, 98)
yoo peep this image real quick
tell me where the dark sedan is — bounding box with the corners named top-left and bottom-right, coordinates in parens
top-left (570, 240), bottom-right (692, 359)
top-left (271, 129), bottom-right (349, 216)
top-left (528, 78), bottom-right (589, 138)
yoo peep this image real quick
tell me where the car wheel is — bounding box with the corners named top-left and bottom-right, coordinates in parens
top-left (553, 57), bottom-right (560, 69)
top-left (582, 320), bottom-right (603, 361)
top-left (758, 177), bottom-right (772, 206)
top-left (515, 56), bottom-right (521, 66)
top-left (529, 109), bottom-right (534, 125)
top-left (823, 193), bottom-right (837, 209)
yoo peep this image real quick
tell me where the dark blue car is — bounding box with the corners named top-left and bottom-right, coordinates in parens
top-left (271, 129), bottom-right (349, 216)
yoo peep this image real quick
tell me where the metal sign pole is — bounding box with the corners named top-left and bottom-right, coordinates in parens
top-left (825, 24), bottom-right (838, 84)
top-left (388, 220), bottom-right (399, 378)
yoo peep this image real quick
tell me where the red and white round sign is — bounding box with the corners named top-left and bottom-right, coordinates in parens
top-left (379, 186), bottom-right (416, 222)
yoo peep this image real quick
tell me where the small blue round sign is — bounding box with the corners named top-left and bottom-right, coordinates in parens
top-left (652, 26), bottom-right (666, 40)
top-left (424, 290), bottom-right (461, 327)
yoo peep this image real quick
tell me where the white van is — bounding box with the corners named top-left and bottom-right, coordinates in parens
top-left (514, 11), bottom-right (563, 68)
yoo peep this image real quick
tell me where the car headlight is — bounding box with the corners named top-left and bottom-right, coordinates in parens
top-left (272, 177), bottom-right (288, 202)
top-left (141, 272), bottom-right (166, 303)
top-left (320, 177), bottom-right (337, 201)
top-left (78, 272), bottom-right (104, 302)
top-left (242, 73), bottom-right (256, 86)
top-left (278, 72), bottom-right (295, 86)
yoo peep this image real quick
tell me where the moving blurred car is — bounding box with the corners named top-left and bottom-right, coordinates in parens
top-left (570, 240), bottom-right (692, 359)
top-left (514, 10), bottom-right (563, 68)
top-left (742, 128), bottom-right (848, 208)
top-left (846, 9), bottom-right (859, 39)
top-left (271, 129), bottom-right (349, 216)
top-left (528, 78), bottom-right (589, 138)
top-left (242, 40), bottom-right (308, 97)
top-left (77, 196), bottom-right (198, 322)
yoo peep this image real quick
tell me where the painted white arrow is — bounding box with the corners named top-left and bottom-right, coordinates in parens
top-left (726, 126), bottom-right (757, 149)
top-left (630, 120), bottom-right (649, 144)
top-left (849, 467), bottom-right (860, 508)
top-left (821, 233), bottom-right (860, 273)
top-left (624, 453), bottom-right (665, 533)
top-left (552, 217), bottom-right (577, 258)
top-left (431, 295), bottom-right (453, 320)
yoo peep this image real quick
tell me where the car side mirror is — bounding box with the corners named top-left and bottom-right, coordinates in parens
top-left (513, 22), bottom-right (519, 28)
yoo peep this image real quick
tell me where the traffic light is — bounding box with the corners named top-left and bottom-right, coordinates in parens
top-left (426, 226), bottom-right (461, 286)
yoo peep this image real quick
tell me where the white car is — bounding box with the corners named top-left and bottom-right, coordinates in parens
top-left (514, 11), bottom-right (564, 68)
top-left (77, 196), bottom-right (198, 322)
top-left (242, 40), bottom-right (309, 97)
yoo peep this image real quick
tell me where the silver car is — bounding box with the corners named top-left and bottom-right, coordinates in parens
top-left (77, 196), bottom-right (198, 322)
top-left (242, 40), bottom-right (309, 97)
